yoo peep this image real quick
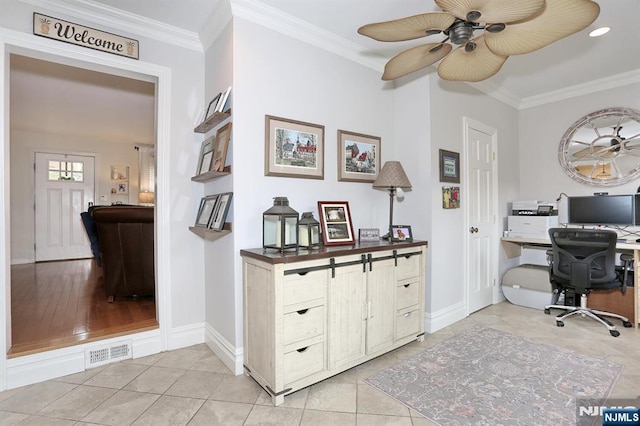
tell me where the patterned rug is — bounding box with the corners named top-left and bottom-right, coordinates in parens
top-left (364, 327), bottom-right (622, 425)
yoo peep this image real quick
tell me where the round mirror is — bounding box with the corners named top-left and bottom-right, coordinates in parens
top-left (559, 107), bottom-right (640, 187)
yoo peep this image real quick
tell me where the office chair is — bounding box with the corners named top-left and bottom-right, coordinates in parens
top-left (544, 228), bottom-right (632, 337)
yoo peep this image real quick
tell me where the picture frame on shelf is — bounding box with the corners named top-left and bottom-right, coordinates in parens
top-left (391, 225), bottom-right (413, 242)
top-left (439, 149), bottom-right (460, 183)
top-left (210, 192), bottom-right (233, 231)
top-left (265, 115), bottom-right (324, 179)
top-left (212, 122), bottom-right (232, 172)
top-left (215, 86), bottom-right (232, 113)
top-left (111, 165), bottom-right (129, 181)
top-left (317, 201), bottom-right (355, 246)
top-left (204, 92), bottom-right (222, 121)
top-left (337, 130), bottom-right (380, 182)
top-left (196, 135), bottom-right (215, 175)
top-left (195, 195), bottom-right (218, 227)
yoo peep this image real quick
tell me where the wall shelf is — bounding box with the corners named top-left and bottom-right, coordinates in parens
top-left (191, 165), bottom-right (231, 182)
top-left (189, 222), bottom-right (232, 241)
top-left (194, 110), bottom-right (231, 134)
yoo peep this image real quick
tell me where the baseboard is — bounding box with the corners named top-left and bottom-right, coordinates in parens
top-left (424, 301), bottom-right (467, 333)
top-left (167, 322), bottom-right (205, 351)
top-left (204, 323), bottom-right (243, 375)
top-left (5, 329), bottom-right (161, 389)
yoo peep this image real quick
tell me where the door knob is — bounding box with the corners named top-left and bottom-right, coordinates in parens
top-left (469, 227), bottom-right (478, 233)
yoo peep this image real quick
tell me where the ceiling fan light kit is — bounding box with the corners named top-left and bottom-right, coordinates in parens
top-left (358, 0), bottom-right (601, 82)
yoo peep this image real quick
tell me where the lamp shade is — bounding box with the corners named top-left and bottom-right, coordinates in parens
top-left (138, 191), bottom-right (155, 205)
top-left (372, 161), bottom-right (412, 189)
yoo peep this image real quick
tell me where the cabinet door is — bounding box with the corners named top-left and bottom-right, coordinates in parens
top-left (328, 262), bottom-right (367, 370)
top-left (366, 257), bottom-right (396, 354)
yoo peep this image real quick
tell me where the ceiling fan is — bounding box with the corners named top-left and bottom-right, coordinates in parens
top-left (357, 0), bottom-right (600, 82)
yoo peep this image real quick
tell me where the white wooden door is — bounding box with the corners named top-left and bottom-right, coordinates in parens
top-left (35, 152), bottom-right (95, 261)
top-left (328, 261), bottom-right (367, 370)
top-left (465, 119), bottom-right (497, 314)
top-left (365, 257), bottom-right (396, 354)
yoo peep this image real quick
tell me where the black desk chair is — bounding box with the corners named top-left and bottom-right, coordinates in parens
top-left (544, 228), bottom-right (632, 337)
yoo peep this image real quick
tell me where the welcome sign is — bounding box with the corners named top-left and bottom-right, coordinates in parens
top-left (33, 13), bottom-right (139, 60)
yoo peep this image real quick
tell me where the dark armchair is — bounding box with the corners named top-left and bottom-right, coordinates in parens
top-left (91, 206), bottom-right (155, 302)
top-left (544, 227), bottom-right (632, 337)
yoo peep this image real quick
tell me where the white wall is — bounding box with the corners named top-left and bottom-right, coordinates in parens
top-left (428, 77), bottom-right (519, 326)
top-left (519, 82), bottom-right (640, 202)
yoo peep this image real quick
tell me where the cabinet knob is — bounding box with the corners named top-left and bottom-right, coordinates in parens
top-left (296, 309), bottom-right (309, 315)
top-left (403, 312), bottom-right (411, 317)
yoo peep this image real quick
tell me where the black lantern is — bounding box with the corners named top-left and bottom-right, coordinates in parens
top-left (298, 211), bottom-right (321, 249)
top-left (263, 197), bottom-right (299, 252)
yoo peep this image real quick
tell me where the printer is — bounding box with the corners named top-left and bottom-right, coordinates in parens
top-left (507, 200), bottom-right (558, 240)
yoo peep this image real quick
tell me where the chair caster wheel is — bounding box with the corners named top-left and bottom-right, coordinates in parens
top-left (623, 321), bottom-right (633, 328)
top-left (610, 330), bottom-right (620, 337)
top-left (556, 321), bottom-right (564, 327)
top-left (544, 308), bottom-right (550, 315)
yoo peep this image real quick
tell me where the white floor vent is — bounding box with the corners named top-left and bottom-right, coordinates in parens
top-left (85, 341), bottom-right (132, 368)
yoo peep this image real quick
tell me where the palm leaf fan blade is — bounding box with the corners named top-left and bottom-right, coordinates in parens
top-left (437, 36), bottom-right (507, 82)
top-left (485, 0), bottom-right (600, 56)
top-left (435, 0), bottom-right (545, 23)
top-left (358, 12), bottom-right (455, 42)
top-left (382, 43), bottom-right (452, 80)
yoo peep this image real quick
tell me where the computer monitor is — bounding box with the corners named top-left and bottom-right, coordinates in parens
top-left (567, 194), bottom-right (638, 226)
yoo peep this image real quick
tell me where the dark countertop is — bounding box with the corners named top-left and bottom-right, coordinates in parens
top-left (240, 240), bottom-right (427, 265)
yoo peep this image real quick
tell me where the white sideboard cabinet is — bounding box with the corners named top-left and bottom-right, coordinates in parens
top-left (241, 240), bottom-right (427, 406)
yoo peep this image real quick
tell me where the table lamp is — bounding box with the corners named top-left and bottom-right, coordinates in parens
top-left (372, 161), bottom-right (412, 240)
top-left (138, 191), bottom-right (155, 205)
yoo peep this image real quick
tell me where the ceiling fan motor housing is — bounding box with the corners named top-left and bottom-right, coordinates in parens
top-left (447, 20), bottom-right (474, 44)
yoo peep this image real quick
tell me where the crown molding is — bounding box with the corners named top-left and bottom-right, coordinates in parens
top-left (519, 69), bottom-right (640, 109)
top-left (230, 0), bottom-right (385, 73)
top-left (19, 0), bottom-right (203, 52)
top-left (199, 0), bottom-right (232, 51)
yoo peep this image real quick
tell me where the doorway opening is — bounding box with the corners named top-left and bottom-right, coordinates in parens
top-left (8, 53), bottom-right (158, 357)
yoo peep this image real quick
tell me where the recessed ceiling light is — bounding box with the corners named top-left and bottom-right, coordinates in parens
top-left (589, 27), bottom-right (610, 37)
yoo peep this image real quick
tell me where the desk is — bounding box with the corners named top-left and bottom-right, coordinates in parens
top-left (501, 236), bottom-right (639, 328)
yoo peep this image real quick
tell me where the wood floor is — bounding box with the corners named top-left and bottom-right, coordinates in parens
top-left (9, 259), bottom-right (158, 358)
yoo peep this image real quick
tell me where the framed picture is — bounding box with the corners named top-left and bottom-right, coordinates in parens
top-left (439, 149), bottom-right (460, 183)
top-left (204, 92), bottom-right (222, 120)
top-left (116, 182), bottom-right (128, 194)
top-left (210, 192), bottom-right (233, 231)
top-left (317, 201), bottom-right (355, 246)
top-left (359, 228), bottom-right (380, 242)
top-left (265, 115), bottom-right (324, 179)
top-left (195, 195), bottom-right (218, 227)
top-left (391, 225), bottom-right (413, 242)
top-left (196, 135), bottom-right (215, 175)
top-left (212, 122), bottom-right (232, 172)
top-left (337, 130), bottom-right (380, 182)
top-left (111, 165), bottom-right (129, 181)
top-left (443, 186), bottom-right (460, 209)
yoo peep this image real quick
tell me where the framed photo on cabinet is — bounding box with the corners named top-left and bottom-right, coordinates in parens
top-left (265, 115), bottom-right (324, 179)
top-left (337, 130), bottom-right (380, 182)
top-left (317, 201), bottom-right (355, 246)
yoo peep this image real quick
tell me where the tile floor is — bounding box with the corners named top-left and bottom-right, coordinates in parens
top-left (0, 301), bottom-right (639, 425)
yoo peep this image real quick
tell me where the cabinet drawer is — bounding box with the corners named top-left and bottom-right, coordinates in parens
top-left (283, 305), bottom-right (324, 346)
top-left (396, 281), bottom-right (420, 310)
top-left (283, 269), bottom-right (326, 308)
top-left (396, 250), bottom-right (421, 281)
top-left (395, 308), bottom-right (421, 340)
top-left (284, 341), bottom-right (324, 384)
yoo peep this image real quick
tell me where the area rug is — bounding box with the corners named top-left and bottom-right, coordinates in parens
top-left (364, 326), bottom-right (623, 425)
